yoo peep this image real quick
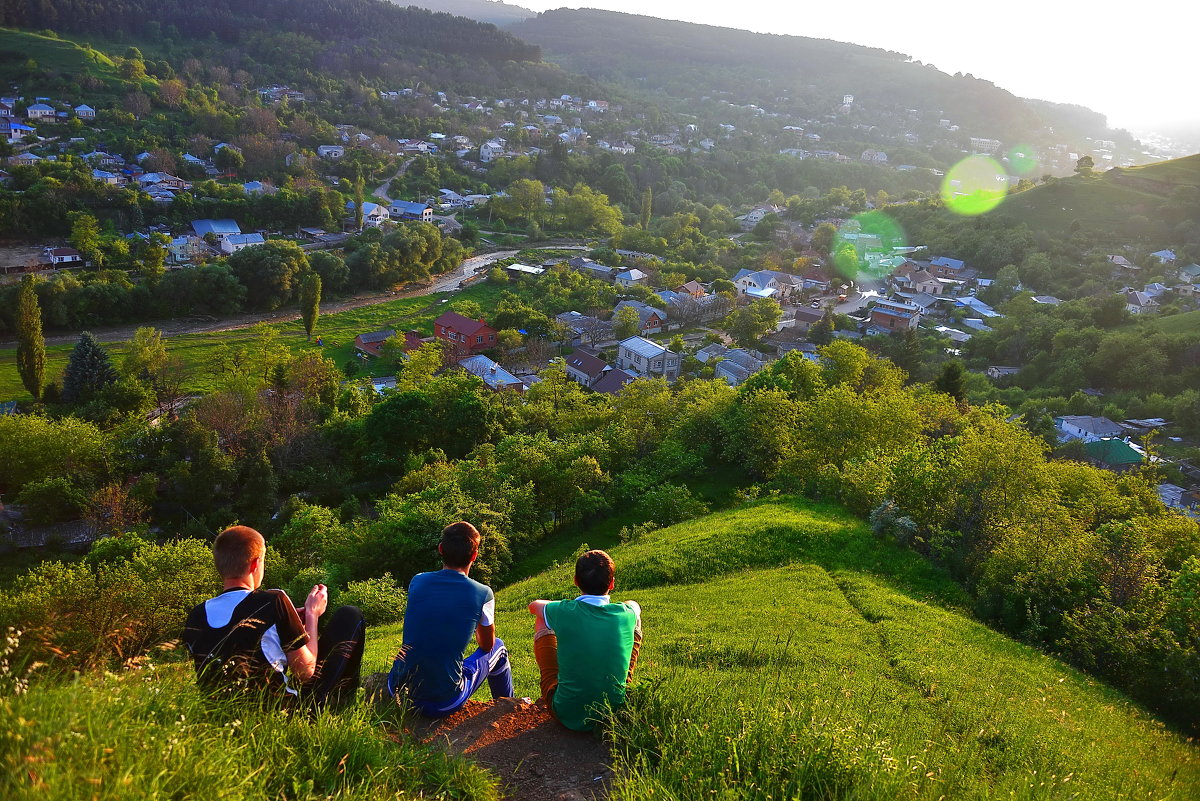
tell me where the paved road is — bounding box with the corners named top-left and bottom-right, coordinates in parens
top-left (372, 157), bottom-right (417, 204)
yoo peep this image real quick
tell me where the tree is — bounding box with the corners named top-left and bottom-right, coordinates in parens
top-left (640, 185), bottom-right (653, 229)
top-left (227, 240), bottom-right (310, 310)
top-left (811, 222), bottom-right (837, 256)
top-left (614, 305), bottom-right (641, 340)
top-left (723, 298), bottom-right (782, 347)
top-left (353, 168), bottom-right (365, 231)
top-left (121, 327), bottom-right (168, 382)
top-left (1075, 155), bottom-right (1095, 177)
top-left (215, 146), bottom-right (245, 175)
top-left (15, 276), bottom-right (45, 401)
top-left (137, 235), bottom-right (168, 287)
top-left (62, 331), bottom-right (118, 404)
top-left (123, 91), bottom-right (151, 118)
top-left (309, 251), bottom-right (350, 294)
top-left (68, 212), bottom-right (103, 268)
top-left (299, 271), bottom-right (322, 340)
top-left (810, 308), bottom-right (835, 346)
top-left (934, 360), bottom-right (966, 402)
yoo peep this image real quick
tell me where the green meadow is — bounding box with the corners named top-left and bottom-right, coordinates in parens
top-left (0, 282), bottom-right (509, 401)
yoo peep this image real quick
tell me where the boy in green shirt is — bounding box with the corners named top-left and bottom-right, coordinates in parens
top-left (528, 550), bottom-right (642, 731)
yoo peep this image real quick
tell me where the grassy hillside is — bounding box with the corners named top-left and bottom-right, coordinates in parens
top-left (361, 498), bottom-right (1200, 800)
top-left (992, 153), bottom-right (1200, 242)
top-left (0, 27), bottom-right (131, 93)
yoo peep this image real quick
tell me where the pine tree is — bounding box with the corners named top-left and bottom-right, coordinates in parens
top-left (353, 167), bottom-right (365, 231)
top-left (640, 186), bottom-right (653, 229)
top-left (62, 331), bottom-right (118, 404)
top-left (299, 271), bottom-right (322, 340)
top-left (935, 360), bottom-right (966, 402)
top-left (15, 276), bottom-right (45, 401)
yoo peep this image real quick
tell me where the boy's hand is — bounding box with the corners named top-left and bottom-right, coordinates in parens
top-left (305, 584), bottom-right (328, 619)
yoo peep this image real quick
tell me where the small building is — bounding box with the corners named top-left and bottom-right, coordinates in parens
top-left (614, 268), bottom-right (648, 288)
top-left (564, 348), bottom-right (609, 388)
top-left (220, 232), bottom-right (266, 254)
top-left (503, 263), bottom-right (545, 279)
top-left (459, 354), bottom-right (524, 392)
top-left (42, 246), bottom-right (83, 265)
top-left (73, 104), bottom-right (96, 120)
top-left (714, 348), bottom-right (767, 386)
top-left (1124, 290), bottom-right (1159, 315)
top-left (591, 367), bottom-right (636, 395)
top-left (25, 103), bottom-right (56, 121)
top-left (434, 311), bottom-right (497, 356)
top-left (985, 366), bottom-right (1021, 380)
top-left (317, 145), bottom-right (345, 159)
top-left (354, 329), bottom-right (396, 358)
top-left (869, 299), bottom-right (921, 333)
top-left (616, 336), bottom-right (679, 380)
top-left (390, 200), bottom-right (433, 222)
top-left (614, 300), bottom-right (665, 335)
top-left (1055, 415), bottom-right (1125, 443)
top-left (192, 218), bottom-right (242, 242)
top-left (1084, 438), bottom-right (1145, 472)
top-left (346, 201), bottom-right (390, 228)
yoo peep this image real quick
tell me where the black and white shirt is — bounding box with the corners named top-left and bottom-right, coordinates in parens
top-left (183, 588), bottom-right (309, 694)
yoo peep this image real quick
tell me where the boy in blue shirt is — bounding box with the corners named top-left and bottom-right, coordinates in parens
top-left (387, 521), bottom-right (514, 716)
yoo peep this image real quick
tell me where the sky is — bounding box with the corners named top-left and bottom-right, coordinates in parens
top-left (518, 1), bottom-right (1195, 134)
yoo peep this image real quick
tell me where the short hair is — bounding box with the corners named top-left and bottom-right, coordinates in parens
top-left (213, 525), bottom-right (265, 579)
top-left (575, 550), bottom-right (615, 595)
top-left (440, 521), bottom-right (481, 568)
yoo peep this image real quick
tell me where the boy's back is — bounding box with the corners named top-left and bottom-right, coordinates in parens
top-left (543, 597), bottom-right (639, 730)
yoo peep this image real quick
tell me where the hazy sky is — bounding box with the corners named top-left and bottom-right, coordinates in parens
top-left (519, 1), bottom-right (1194, 133)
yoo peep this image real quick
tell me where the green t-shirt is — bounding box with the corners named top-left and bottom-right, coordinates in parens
top-left (544, 595), bottom-right (639, 731)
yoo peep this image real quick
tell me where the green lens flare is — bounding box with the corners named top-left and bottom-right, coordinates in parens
top-left (1006, 144), bottom-right (1038, 176)
top-left (941, 156), bottom-right (1007, 216)
top-left (831, 211), bottom-right (908, 281)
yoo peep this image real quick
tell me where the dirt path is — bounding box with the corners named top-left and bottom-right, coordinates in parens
top-left (373, 157), bottom-right (417, 204)
top-left (410, 698), bottom-right (613, 801)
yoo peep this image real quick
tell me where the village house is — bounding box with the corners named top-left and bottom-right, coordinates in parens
top-left (390, 200), bottom-right (433, 222)
top-left (354, 329), bottom-right (396, 358)
top-left (220, 233), bottom-right (266, 255)
top-left (591, 367), bottom-right (636, 395)
top-left (317, 145), bottom-right (345, 159)
top-left (614, 268), bottom-right (648, 289)
top-left (1055, 415), bottom-right (1125, 443)
top-left (616, 336), bottom-right (679, 380)
top-left (555, 311), bottom-right (612, 346)
top-left (614, 300), bottom-right (665, 335)
top-left (346, 201), bottom-right (390, 228)
top-left (1124, 289), bottom-right (1160, 315)
top-left (435, 311), bottom-right (497, 356)
top-left (459, 354), bottom-right (524, 392)
top-left (564, 348), bottom-right (610, 388)
top-left (192, 219), bottom-right (242, 242)
top-left (869, 299), bottom-right (922, 333)
top-left (73, 104), bottom-right (96, 120)
top-left (25, 103), bottom-right (55, 121)
top-left (42, 247), bottom-right (83, 266)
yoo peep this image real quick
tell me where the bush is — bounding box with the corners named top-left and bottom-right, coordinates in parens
top-left (14, 477), bottom-right (90, 526)
top-left (636, 483), bottom-right (709, 527)
top-left (339, 573), bottom-right (407, 626)
top-left (0, 538), bottom-right (215, 670)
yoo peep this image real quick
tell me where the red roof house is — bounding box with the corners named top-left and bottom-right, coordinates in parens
top-left (434, 311), bottom-right (497, 356)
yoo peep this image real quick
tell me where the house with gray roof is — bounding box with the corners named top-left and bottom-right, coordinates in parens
top-left (617, 336), bottom-right (679, 380)
top-left (459, 354), bottom-right (524, 392)
top-left (192, 218), bottom-right (242, 241)
top-left (614, 300), bottom-right (665, 334)
top-left (592, 367), bottom-right (636, 395)
top-left (564, 348), bottom-right (609, 387)
top-left (1055, 415), bottom-right (1125, 443)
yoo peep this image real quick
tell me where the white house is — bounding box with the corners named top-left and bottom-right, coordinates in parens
top-left (617, 336), bottom-right (679, 380)
top-left (346, 201), bottom-right (390, 228)
top-left (42, 247), bottom-right (83, 265)
top-left (73, 104), bottom-right (96, 120)
top-left (26, 103), bottom-right (55, 121)
top-left (1055, 415), bottom-right (1124, 443)
top-left (1124, 289), bottom-right (1159, 315)
top-left (390, 200), bottom-right (433, 221)
top-left (479, 140), bottom-right (505, 163)
top-left (614, 268), bottom-right (648, 289)
top-left (220, 233), bottom-right (266, 254)
top-left (317, 145), bottom-right (345, 159)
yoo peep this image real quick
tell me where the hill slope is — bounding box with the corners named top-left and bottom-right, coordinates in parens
top-left (511, 9), bottom-right (1051, 141)
top-left (366, 498), bottom-right (1200, 800)
top-left (993, 153), bottom-right (1200, 241)
top-left (393, 0), bottom-right (534, 26)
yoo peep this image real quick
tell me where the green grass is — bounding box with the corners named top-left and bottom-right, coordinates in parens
top-left (1139, 308), bottom-right (1200, 335)
top-left (364, 497), bottom-right (1198, 800)
top-left (0, 282), bottom-right (508, 401)
top-left (0, 661), bottom-right (498, 800)
top-left (0, 28), bottom-right (147, 94)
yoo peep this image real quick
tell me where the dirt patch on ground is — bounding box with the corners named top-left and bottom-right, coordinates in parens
top-left (0, 243), bottom-right (45, 270)
top-left (410, 697), bottom-right (614, 801)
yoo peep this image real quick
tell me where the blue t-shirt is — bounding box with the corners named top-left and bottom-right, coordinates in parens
top-left (394, 569), bottom-right (495, 703)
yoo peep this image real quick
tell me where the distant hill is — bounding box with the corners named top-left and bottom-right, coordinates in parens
top-left (993, 153), bottom-right (1200, 242)
top-left (510, 9), bottom-right (1121, 146)
top-left (392, 0), bottom-right (534, 26)
top-left (0, 0), bottom-right (541, 75)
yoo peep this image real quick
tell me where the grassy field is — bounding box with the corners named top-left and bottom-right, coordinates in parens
top-left (0, 282), bottom-right (509, 401)
top-left (358, 497), bottom-right (1200, 799)
top-left (0, 28), bottom-right (150, 94)
top-left (1140, 308), bottom-right (1200, 335)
